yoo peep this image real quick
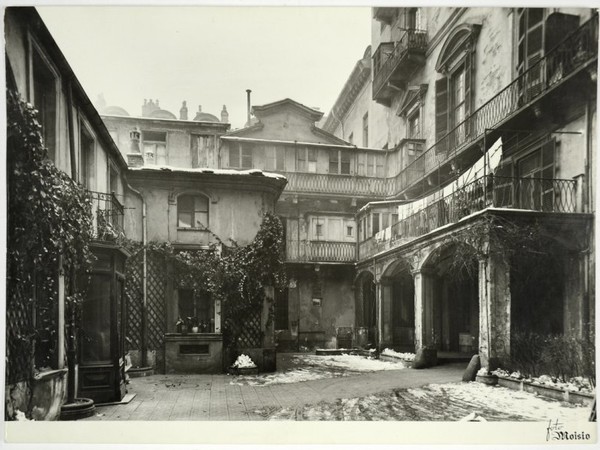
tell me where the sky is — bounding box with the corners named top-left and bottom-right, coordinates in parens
top-left (37, 6), bottom-right (372, 130)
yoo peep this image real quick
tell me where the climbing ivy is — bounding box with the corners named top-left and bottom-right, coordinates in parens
top-left (124, 213), bottom-right (287, 354)
top-left (6, 89), bottom-right (94, 395)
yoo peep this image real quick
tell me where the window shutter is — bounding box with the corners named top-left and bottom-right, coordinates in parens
top-left (191, 135), bottom-right (199, 168)
top-left (464, 51), bottom-right (473, 136)
top-left (435, 77), bottom-right (448, 153)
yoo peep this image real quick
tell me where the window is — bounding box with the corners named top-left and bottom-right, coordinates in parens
top-left (434, 25), bottom-right (479, 152)
top-left (408, 109), bottom-right (421, 139)
top-left (193, 134), bottom-right (215, 168)
top-left (406, 8), bottom-right (421, 30)
top-left (177, 194), bottom-right (209, 228)
top-left (178, 289), bottom-right (214, 332)
top-left (362, 113), bottom-right (369, 147)
top-left (367, 153), bottom-right (385, 177)
top-left (31, 45), bottom-right (58, 162)
top-left (372, 213), bottom-right (380, 235)
top-left (229, 144), bottom-right (253, 169)
top-left (297, 147), bottom-right (317, 172)
top-left (142, 130), bottom-right (167, 165)
top-left (346, 225), bottom-right (354, 237)
top-left (314, 218), bottom-right (324, 239)
top-left (329, 149), bottom-right (351, 174)
top-left (265, 145), bottom-right (285, 171)
top-left (517, 139), bottom-right (556, 211)
top-left (80, 125), bottom-right (94, 188)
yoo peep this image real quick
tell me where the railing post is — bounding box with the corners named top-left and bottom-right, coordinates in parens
top-left (574, 174), bottom-right (585, 213)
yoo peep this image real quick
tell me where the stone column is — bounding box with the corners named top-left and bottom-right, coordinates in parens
top-left (478, 252), bottom-right (511, 370)
top-left (376, 280), bottom-right (383, 351)
top-left (380, 281), bottom-right (393, 348)
top-left (413, 268), bottom-right (436, 350)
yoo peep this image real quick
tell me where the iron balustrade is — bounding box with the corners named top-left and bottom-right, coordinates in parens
top-left (286, 240), bottom-right (356, 263)
top-left (393, 15), bottom-right (598, 197)
top-left (358, 176), bottom-right (577, 260)
top-left (373, 30), bottom-right (428, 99)
top-left (283, 171), bottom-right (389, 197)
top-left (89, 191), bottom-right (125, 241)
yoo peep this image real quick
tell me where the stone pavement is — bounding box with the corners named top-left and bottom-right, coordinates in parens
top-left (85, 360), bottom-right (465, 421)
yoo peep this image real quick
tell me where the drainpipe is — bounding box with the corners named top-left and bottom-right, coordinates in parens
top-left (246, 89), bottom-right (252, 126)
top-left (127, 183), bottom-right (148, 367)
top-left (65, 79), bottom-right (77, 403)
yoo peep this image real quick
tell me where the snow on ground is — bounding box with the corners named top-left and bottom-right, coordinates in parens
top-left (381, 348), bottom-right (415, 361)
top-left (262, 381), bottom-right (590, 421)
top-left (230, 353), bottom-right (406, 386)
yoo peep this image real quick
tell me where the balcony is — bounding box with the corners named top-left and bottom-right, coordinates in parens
top-left (372, 30), bottom-right (428, 105)
top-left (286, 240), bottom-right (355, 263)
top-left (358, 175), bottom-right (578, 260)
top-left (282, 171), bottom-right (388, 198)
top-left (89, 191), bottom-right (125, 242)
top-left (393, 14), bottom-right (598, 199)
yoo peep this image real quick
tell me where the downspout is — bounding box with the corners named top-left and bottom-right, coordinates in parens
top-left (65, 79), bottom-right (77, 403)
top-left (127, 183), bottom-right (148, 367)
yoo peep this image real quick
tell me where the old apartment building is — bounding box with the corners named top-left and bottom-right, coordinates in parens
top-left (4, 5), bottom-right (597, 421)
top-left (323, 7), bottom-right (596, 368)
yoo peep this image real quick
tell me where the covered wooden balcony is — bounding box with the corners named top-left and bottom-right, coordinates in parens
top-left (372, 30), bottom-right (428, 106)
top-left (286, 240), bottom-right (356, 263)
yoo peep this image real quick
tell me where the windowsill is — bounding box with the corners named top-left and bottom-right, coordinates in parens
top-left (177, 227), bottom-right (209, 232)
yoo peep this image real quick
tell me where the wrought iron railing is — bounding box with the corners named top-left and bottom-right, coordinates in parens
top-left (373, 29), bottom-right (428, 98)
top-left (358, 175), bottom-right (577, 260)
top-left (392, 14), bottom-right (598, 197)
top-left (89, 191), bottom-right (125, 241)
top-left (286, 240), bottom-right (356, 263)
top-left (283, 171), bottom-right (389, 197)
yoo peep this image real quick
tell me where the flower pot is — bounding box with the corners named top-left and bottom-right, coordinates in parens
top-left (192, 326), bottom-right (199, 333)
top-left (476, 374), bottom-right (498, 386)
top-left (228, 366), bottom-right (258, 376)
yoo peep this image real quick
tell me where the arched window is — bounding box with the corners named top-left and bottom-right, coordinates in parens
top-left (434, 24), bottom-right (480, 151)
top-left (177, 194), bottom-right (209, 228)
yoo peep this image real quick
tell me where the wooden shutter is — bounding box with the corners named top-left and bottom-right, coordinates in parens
top-left (435, 77), bottom-right (448, 153)
top-left (464, 51), bottom-right (473, 137)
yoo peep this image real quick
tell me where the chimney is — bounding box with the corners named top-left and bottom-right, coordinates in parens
top-left (221, 105), bottom-right (229, 123)
top-left (246, 89), bottom-right (252, 127)
top-left (127, 127), bottom-right (144, 167)
top-left (198, 105), bottom-right (202, 113)
top-left (180, 101), bottom-right (188, 120)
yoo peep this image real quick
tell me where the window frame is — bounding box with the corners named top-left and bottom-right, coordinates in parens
top-left (229, 143), bottom-right (253, 169)
top-left (29, 37), bottom-right (60, 163)
top-left (177, 193), bottom-right (210, 229)
top-left (142, 130), bottom-right (168, 166)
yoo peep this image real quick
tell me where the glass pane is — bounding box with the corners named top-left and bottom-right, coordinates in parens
top-left (178, 212), bottom-right (192, 228)
top-left (194, 196), bottom-right (208, 212)
top-left (81, 275), bottom-right (112, 364)
top-left (178, 195), bottom-right (193, 211)
top-left (195, 212), bottom-right (208, 227)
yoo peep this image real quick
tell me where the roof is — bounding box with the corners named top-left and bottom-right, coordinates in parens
top-left (251, 98), bottom-right (324, 122)
top-left (322, 47), bottom-right (372, 133)
top-left (129, 165), bottom-right (287, 180)
top-left (220, 135), bottom-right (387, 152)
top-left (149, 109), bottom-right (177, 120)
top-left (10, 7), bottom-right (128, 171)
top-left (193, 112), bottom-right (220, 122)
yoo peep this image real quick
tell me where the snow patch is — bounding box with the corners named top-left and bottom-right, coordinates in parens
top-left (381, 348), bottom-right (415, 361)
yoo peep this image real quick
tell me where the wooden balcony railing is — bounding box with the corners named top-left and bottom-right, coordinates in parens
top-left (393, 14), bottom-right (598, 197)
top-left (286, 240), bottom-right (356, 263)
top-left (373, 30), bottom-right (428, 102)
top-left (89, 191), bottom-right (125, 242)
top-left (283, 171), bottom-right (388, 198)
top-left (358, 175), bottom-right (577, 260)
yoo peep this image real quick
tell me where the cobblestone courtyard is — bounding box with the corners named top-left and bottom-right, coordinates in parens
top-left (85, 354), bottom-right (590, 422)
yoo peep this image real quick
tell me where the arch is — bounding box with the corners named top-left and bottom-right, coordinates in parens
top-left (435, 24), bottom-right (481, 73)
top-left (381, 257), bottom-right (414, 281)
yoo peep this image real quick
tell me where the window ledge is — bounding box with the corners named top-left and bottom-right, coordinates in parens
top-left (177, 227), bottom-right (209, 232)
